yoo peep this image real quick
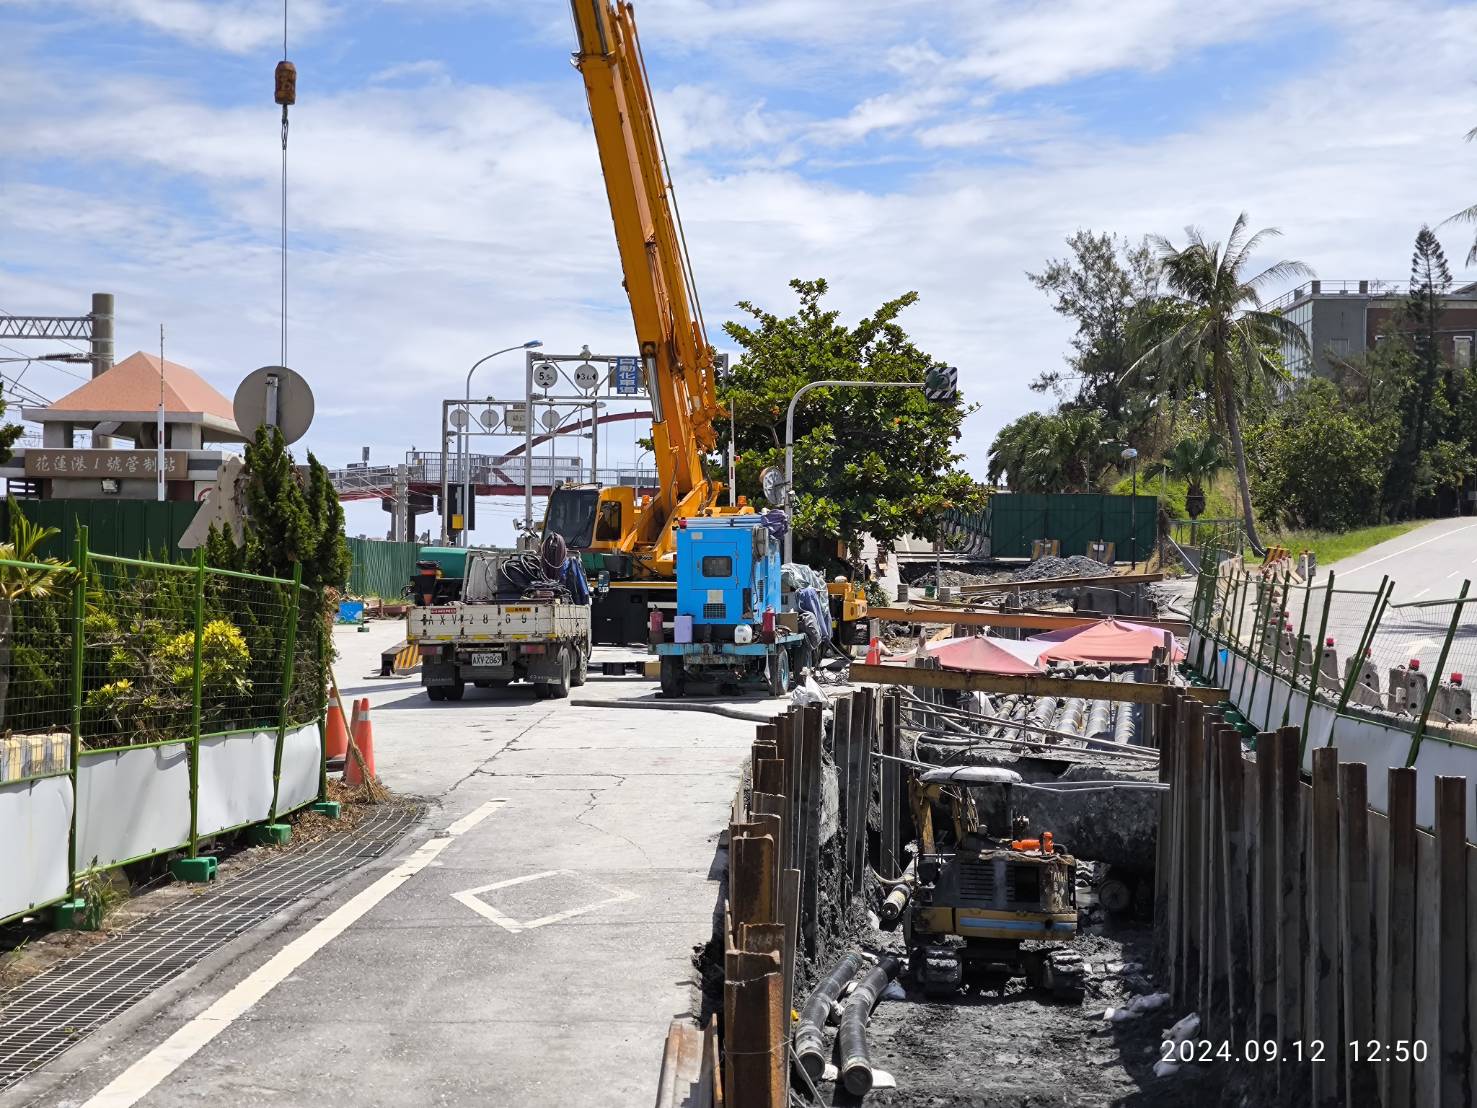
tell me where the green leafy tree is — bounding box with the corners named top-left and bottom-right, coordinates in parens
top-left (1142, 435), bottom-right (1227, 520)
top-left (304, 453), bottom-right (351, 592)
top-left (0, 501), bottom-right (70, 728)
top-left (718, 278), bottom-right (983, 561)
top-left (1244, 379), bottom-right (1393, 531)
top-left (1130, 213), bottom-right (1311, 553)
top-left (1385, 227), bottom-right (1457, 516)
top-left (987, 409), bottom-right (1109, 493)
top-left (1027, 232), bottom-right (1161, 419)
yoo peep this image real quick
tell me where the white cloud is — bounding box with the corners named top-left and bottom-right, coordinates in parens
top-left (14, 0), bottom-right (338, 53)
top-left (5, 0), bottom-right (1477, 547)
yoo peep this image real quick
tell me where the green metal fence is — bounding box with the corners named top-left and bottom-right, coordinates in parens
top-left (0, 498), bottom-right (197, 562)
top-left (0, 529), bottom-right (328, 926)
top-left (346, 536), bottom-right (421, 599)
top-left (986, 493), bottom-right (1159, 559)
top-left (1189, 561), bottom-right (1476, 760)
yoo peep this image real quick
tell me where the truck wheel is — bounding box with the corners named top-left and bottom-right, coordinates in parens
top-left (427, 686), bottom-right (446, 702)
top-left (443, 682), bottom-right (466, 702)
top-left (570, 641), bottom-right (589, 688)
top-left (547, 648), bottom-right (571, 700)
top-left (660, 656), bottom-right (686, 698)
top-left (767, 648), bottom-right (791, 697)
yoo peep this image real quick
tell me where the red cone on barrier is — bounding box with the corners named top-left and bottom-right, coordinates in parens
top-left (325, 699), bottom-right (350, 761)
top-left (865, 637), bottom-right (882, 665)
top-left (345, 698), bottom-right (376, 785)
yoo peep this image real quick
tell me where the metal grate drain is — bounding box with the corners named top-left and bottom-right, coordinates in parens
top-left (0, 804), bottom-right (421, 1092)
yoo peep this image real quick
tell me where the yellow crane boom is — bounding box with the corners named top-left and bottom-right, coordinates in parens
top-left (561, 0), bottom-right (732, 583)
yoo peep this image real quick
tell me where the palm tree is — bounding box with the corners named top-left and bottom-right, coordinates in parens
top-left (1143, 435), bottom-right (1228, 533)
top-left (1129, 214), bottom-right (1311, 553)
top-left (1442, 125), bottom-right (1477, 264)
top-left (0, 505), bottom-right (69, 728)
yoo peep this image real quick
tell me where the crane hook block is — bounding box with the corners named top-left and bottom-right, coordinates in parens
top-left (275, 60), bottom-right (297, 106)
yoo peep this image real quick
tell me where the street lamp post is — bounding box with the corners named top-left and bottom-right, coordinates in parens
top-left (783, 379), bottom-right (924, 564)
top-left (1121, 447), bottom-right (1140, 569)
top-left (460, 340), bottom-right (541, 547)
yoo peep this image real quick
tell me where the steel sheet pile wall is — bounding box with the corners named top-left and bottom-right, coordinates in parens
top-left (0, 534), bottom-right (327, 926)
top-left (1157, 696), bottom-right (1475, 1106)
top-left (659, 689), bottom-right (889, 1108)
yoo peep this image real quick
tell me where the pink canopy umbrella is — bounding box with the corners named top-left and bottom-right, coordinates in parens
top-left (916, 635), bottom-right (1047, 675)
top-left (1030, 619), bottom-right (1184, 665)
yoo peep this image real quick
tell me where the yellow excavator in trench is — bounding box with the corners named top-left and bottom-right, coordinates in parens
top-left (553, 1), bottom-right (748, 644)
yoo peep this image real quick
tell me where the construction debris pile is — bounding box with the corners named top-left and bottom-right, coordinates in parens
top-left (912, 555), bottom-right (1122, 608)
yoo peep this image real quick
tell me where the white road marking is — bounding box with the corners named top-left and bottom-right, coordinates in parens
top-left (1412, 588), bottom-right (1432, 600)
top-left (1400, 638), bottom-right (1434, 655)
top-left (452, 869), bottom-right (636, 934)
top-left (1342, 523), bottom-right (1477, 575)
top-left (82, 801), bottom-right (507, 1108)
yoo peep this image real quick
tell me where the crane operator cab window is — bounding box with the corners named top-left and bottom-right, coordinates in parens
top-left (544, 486), bottom-right (599, 551)
top-left (594, 499), bottom-right (623, 543)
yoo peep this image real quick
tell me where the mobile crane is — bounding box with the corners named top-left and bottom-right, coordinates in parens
top-left (557, 0), bottom-right (746, 644)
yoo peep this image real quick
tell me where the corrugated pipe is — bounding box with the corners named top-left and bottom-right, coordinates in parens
top-left (1086, 699), bottom-right (1113, 739)
top-left (1114, 700), bottom-right (1138, 745)
top-left (838, 956), bottom-right (902, 1095)
top-left (794, 952), bottom-right (866, 1081)
top-left (878, 857), bottom-right (916, 925)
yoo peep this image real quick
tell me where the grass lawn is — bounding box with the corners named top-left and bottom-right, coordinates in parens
top-left (1254, 520), bottom-right (1430, 567)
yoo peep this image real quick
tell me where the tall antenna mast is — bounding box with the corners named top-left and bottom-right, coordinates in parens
top-left (157, 325), bottom-right (166, 502)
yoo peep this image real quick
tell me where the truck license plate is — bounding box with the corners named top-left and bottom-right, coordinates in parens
top-left (471, 652), bottom-right (504, 667)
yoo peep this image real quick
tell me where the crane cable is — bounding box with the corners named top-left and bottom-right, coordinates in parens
top-left (274, 1), bottom-right (296, 369)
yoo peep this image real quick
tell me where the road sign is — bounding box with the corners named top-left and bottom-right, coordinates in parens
top-left (614, 356), bottom-right (640, 395)
top-left (506, 403), bottom-right (528, 433)
top-left (923, 365), bottom-right (958, 403)
top-left (540, 408), bottom-right (560, 430)
top-left (449, 408), bottom-right (469, 429)
top-left (233, 365), bottom-right (314, 443)
top-left (573, 361), bottom-right (600, 390)
top-left (533, 361), bottom-right (559, 389)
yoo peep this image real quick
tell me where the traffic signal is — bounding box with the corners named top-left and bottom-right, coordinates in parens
top-left (923, 365), bottom-right (958, 403)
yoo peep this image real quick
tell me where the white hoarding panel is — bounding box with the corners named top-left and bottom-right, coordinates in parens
top-left (76, 744), bottom-right (190, 870)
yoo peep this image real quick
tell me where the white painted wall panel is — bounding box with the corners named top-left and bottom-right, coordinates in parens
top-left (198, 732), bottom-right (275, 836)
top-left (76, 744), bottom-right (190, 870)
top-left (0, 775), bottom-right (73, 920)
top-left (276, 723), bottom-right (321, 813)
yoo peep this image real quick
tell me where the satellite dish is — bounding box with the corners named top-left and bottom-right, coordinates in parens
top-left (573, 362), bottom-right (600, 390)
top-left (533, 361), bottom-right (559, 389)
top-left (449, 408), bottom-right (469, 430)
top-left (540, 408), bottom-right (560, 430)
top-left (760, 466), bottom-right (787, 506)
top-left (233, 365), bottom-right (314, 444)
top-left (479, 407), bottom-right (499, 429)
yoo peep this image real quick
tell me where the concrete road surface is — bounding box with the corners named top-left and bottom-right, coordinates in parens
top-left (6, 622), bottom-right (770, 1108)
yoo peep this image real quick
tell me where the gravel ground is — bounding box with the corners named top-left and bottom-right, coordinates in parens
top-left (829, 926), bottom-right (1228, 1108)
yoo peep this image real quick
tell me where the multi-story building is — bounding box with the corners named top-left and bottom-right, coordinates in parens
top-left (1267, 279), bottom-right (1477, 379)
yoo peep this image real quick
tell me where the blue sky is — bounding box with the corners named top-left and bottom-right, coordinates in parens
top-left (3, 0), bottom-right (1476, 543)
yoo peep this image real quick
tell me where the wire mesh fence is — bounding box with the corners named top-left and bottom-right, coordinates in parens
top-left (1192, 563), bottom-right (1476, 741)
top-left (0, 549), bottom-right (322, 759)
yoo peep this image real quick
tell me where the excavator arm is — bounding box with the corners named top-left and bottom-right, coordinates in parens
top-left (565, 1), bottom-right (728, 573)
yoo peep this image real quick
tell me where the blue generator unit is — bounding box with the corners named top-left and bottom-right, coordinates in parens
top-left (652, 516), bottom-right (807, 698)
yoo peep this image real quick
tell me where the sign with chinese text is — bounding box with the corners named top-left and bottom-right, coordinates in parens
top-left (24, 450), bottom-right (191, 479)
top-left (615, 356), bottom-right (640, 395)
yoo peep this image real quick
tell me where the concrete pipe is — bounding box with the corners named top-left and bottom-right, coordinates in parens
top-left (838, 956), bottom-right (902, 1096)
top-left (794, 951), bottom-right (865, 1081)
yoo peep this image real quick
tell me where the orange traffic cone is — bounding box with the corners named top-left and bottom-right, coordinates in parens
top-left (346, 698), bottom-right (376, 785)
top-left (866, 637), bottom-right (882, 665)
top-left (325, 699), bottom-right (350, 761)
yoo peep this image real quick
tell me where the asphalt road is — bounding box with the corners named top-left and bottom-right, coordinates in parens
top-left (6, 622), bottom-right (769, 1108)
top-left (1215, 516), bottom-right (1477, 683)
